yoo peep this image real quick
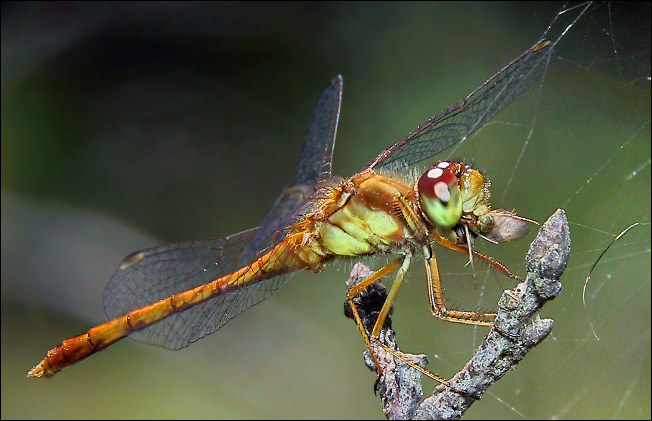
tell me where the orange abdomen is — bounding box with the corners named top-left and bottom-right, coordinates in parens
top-left (28, 232), bottom-right (327, 378)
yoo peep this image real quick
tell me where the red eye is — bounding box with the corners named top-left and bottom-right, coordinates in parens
top-left (417, 162), bottom-right (457, 203)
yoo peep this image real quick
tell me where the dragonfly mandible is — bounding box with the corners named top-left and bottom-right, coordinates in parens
top-left (28, 39), bottom-right (551, 380)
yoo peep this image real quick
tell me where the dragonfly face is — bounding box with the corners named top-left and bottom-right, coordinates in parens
top-left (417, 161), bottom-right (477, 230)
top-left (416, 160), bottom-right (530, 247)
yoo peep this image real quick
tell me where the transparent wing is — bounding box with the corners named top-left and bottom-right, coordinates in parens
top-left (103, 76), bottom-right (344, 349)
top-left (238, 75), bottom-right (343, 264)
top-left (103, 228), bottom-right (296, 349)
top-left (236, 184), bottom-right (313, 266)
top-left (365, 40), bottom-right (552, 170)
top-left (294, 74), bottom-right (342, 185)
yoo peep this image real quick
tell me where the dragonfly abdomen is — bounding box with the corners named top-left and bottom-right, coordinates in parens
top-left (27, 290), bottom-right (207, 378)
top-left (27, 232), bottom-right (329, 378)
top-left (27, 308), bottom-right (152, 377)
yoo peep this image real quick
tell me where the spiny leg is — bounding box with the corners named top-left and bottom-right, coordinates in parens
top-left (432, 228), bottom-right (522, 281)
top-left (424, 241), bottom-right (496, 326)
top-left (348, 250), bottom-right (464, 394)
top-left (370, 249), bottom-right (411, 338)
top-left (347, 258), bottom-right (402, 377)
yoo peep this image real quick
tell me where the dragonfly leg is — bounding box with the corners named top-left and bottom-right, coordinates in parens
top-left (347, 250), bottom-right (464, 394)
top-left (424, 241), bottom-right (496, 325)
top-left (432, 228), bottom-right (522, 281)
top-left (346, 258), bottom-right (401, 379)
top-left (368, 249), bottom-right (410, 338)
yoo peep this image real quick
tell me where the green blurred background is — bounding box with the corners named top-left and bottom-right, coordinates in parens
top-left (2, 2), bottom-right (650, 419)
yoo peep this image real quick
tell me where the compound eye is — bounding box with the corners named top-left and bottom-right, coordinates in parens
top-left (417, 162), bottom-right (463, 229)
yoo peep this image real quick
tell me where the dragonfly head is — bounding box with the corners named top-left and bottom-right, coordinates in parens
top-left (417, 161), bottom-right (465, 230)
top-left (417, 161), bottom-right (532, 244)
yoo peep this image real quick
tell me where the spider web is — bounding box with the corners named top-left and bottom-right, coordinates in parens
top-left (390, 3), bottom-right (651, 419)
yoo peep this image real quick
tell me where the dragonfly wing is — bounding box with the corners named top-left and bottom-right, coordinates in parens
top-left (103, 228), bottom-right (295, 349)
top-left (238, 75), bottom-right (343, 264)
top-left (294, 74), bottom-right (342, 185)
top-left (131, 275), bottom-right (293, 350)
top-left (365, 40), bottom-right (552, 170)
top-left (104, 76), bottom-right (344, 349)
top-left (237, 184), bottom-right (313, 266)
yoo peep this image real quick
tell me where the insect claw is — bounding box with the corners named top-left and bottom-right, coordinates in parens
top-left (493, 324), bottom-right (518, 341)
top-left (373, 375), bottom-right (382, 395)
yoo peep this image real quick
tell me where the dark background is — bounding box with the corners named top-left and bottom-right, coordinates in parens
top-left (2, 2), bottom-right (650, 419)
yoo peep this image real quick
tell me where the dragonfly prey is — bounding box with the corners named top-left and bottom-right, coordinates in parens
top-left (28, 39), bottom-right (551, 380)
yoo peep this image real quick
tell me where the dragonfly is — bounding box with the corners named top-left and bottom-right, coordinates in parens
top-left (28, 39), bottom-right (551, 381)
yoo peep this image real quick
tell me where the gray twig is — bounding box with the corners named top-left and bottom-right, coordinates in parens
top-left (345, 209), bottom-right (570, 420)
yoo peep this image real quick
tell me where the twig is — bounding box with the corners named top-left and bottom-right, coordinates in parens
top-left (344, 208), bottom-right (570, 420)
